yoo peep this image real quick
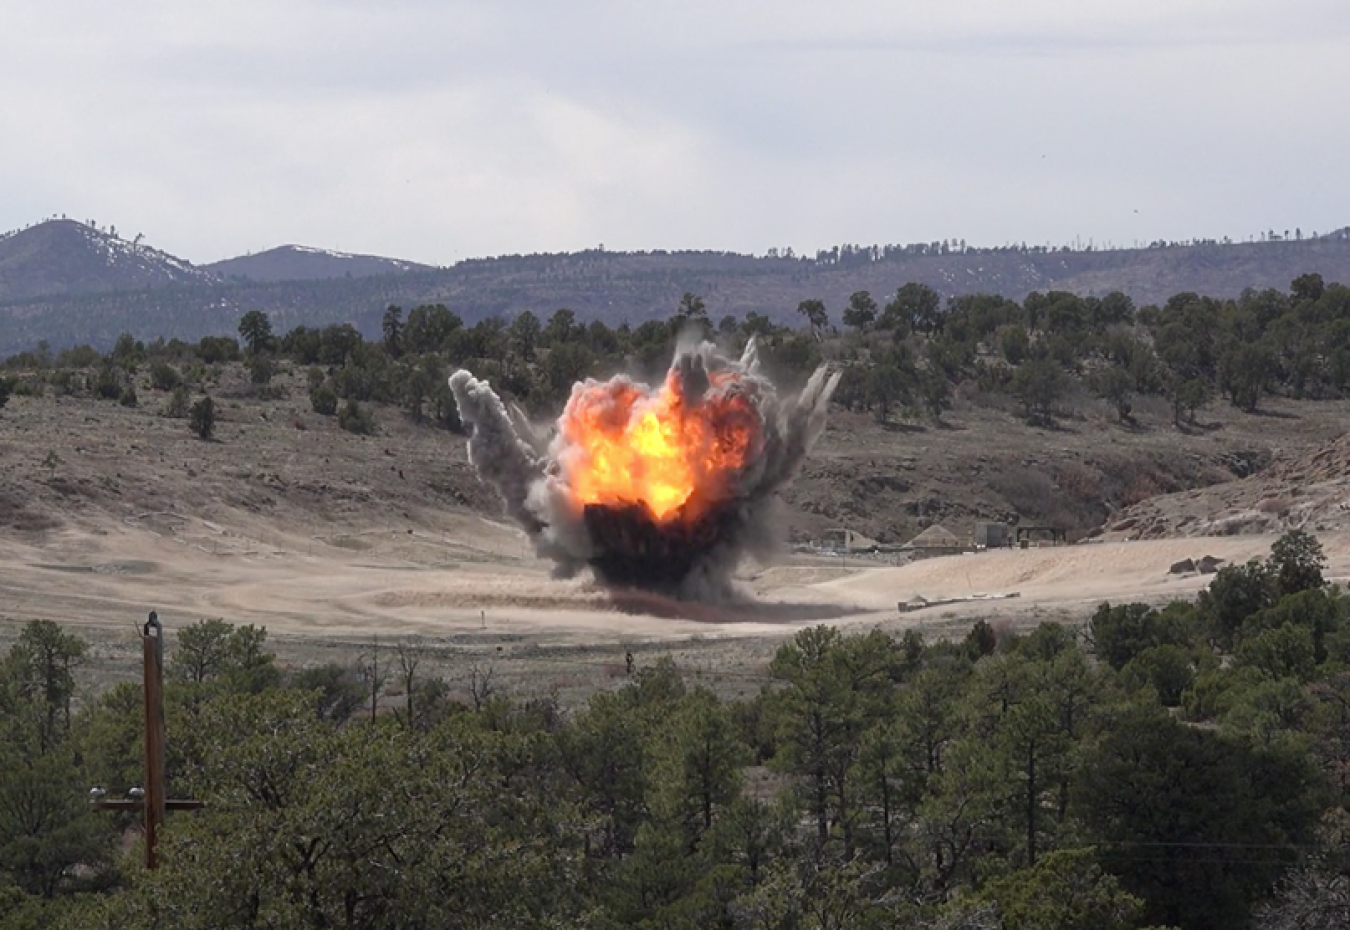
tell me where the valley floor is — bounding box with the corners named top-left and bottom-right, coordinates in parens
top-left (3, 501), bottom-right (1341, 704)
top-left (6, 366), bottom-right (1350, 704)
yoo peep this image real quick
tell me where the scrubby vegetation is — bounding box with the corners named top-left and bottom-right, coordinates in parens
top-left (5, 274), bottom-right (1349, 439)
top-left (6, 279), bottom-right (1350, 925)
top-left (3, 531), bottom-right (1350, 929)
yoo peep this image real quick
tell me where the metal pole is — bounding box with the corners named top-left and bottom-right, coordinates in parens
top-left (142, 612), bottom-right (167, 869)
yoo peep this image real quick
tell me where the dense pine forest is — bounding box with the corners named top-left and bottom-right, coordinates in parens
top-left (2, 531), bottom-right (1349, 929)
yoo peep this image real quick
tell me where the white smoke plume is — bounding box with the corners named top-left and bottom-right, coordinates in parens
top-left (449, 338), bottom-right (840, 600)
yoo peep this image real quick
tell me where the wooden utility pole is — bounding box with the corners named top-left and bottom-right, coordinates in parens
top-left (92, 612), bottom-right (202, 868)
top-left (142, 611), bottom-right (167, 865)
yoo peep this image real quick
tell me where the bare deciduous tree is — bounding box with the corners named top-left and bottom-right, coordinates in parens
top-left (468, 663), bottom-right (495, 713)
top-left (1255, 870), bottom-right (1350, 930)
top-left (356, 636), bottom-right (390, 723)
top-left (395, 640), bottom-right (422, 729)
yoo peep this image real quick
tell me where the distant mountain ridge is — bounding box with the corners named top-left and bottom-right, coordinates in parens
top-left (0, 219), bottom-right (216, 301)
top-left (203, 245), bottom-right (436, 283)
top-left (2, 218), bottom-right (1350, 353)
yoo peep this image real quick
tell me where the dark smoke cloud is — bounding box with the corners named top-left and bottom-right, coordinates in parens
top-left (449, 338), bottom-right (840, 600)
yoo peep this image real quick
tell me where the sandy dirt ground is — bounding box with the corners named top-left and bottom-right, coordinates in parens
top-left (6, 506), bottom-right (1347, 643)
top-left (6, 511), bottom-right (1349, 705)
top-left (8, 369), bottom-right (1350, 707)
top-left (0, 513), bottom-right (863, 641)
top-left (818, 534), bottom-right (1350, 620)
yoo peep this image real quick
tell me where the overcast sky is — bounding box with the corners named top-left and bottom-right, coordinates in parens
top-left (4, 1), bottom-right (1348, 266)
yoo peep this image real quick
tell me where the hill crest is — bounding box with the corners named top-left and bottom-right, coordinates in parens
top-left (203, 244), bottom-right (436, 283)
top-left (3, 218), bottom-right (1350, 352)
top-left (0, 219), bottom-right (215, 302)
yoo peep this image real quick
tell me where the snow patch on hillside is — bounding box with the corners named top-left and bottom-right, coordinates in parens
top-left (76, 223), bottom-right (208, 281)
top-left (281, 244), bottom-right (421, 271)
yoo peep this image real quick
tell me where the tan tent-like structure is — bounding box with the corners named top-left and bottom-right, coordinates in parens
top-left (902, 525), bottom-right (968, 558)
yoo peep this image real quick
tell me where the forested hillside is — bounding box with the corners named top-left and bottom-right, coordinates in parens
top-left (6, 273), bottom-right (1350, 543)
top-left (0, 220), bottom-right (216, 302)
top-left (2, 220), bottom-right (1350, 354)
top-left (6, 267), bottom-right (1350, 929)
top-left (203, 244), bottom-right (435, 283)
top-left (3, 532), bottom-right (1348, 929)
top-left (11, 272), bottom-right (1343, 427)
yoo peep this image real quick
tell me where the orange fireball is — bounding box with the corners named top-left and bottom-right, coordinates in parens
top-left (558, 369), bottom-right (760, 523)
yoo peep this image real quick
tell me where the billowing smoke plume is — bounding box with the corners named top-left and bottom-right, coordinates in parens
top-left (449, 338), bottom-right (840, 600)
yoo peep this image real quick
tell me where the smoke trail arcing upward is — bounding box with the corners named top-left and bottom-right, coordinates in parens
top-left (449, 338), bottom-right (840, 600)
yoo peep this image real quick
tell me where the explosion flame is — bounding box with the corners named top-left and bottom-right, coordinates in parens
top-left (560, 367), bottom-right (760, 523)
top-left (449, 337), bottom-right (839, 600)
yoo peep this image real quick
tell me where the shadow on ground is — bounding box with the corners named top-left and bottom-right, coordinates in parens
top-left (605, 588), bottom-right (871, 623)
